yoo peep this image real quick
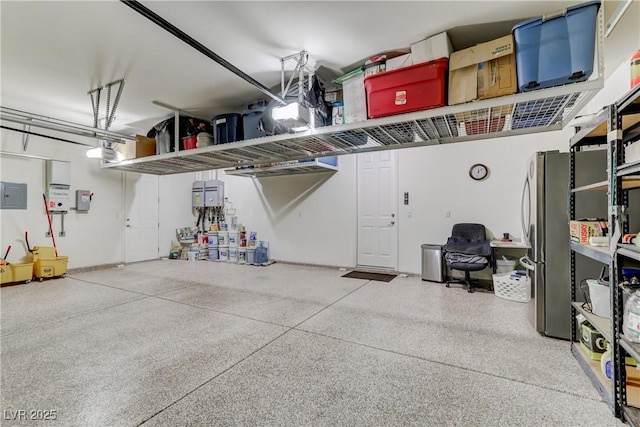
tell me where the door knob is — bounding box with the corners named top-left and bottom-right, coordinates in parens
top-left (389, 221), bottom-right (395, 226)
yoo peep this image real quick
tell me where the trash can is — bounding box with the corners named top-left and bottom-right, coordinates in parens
top-left (421, 244), bottom-right (445, 282)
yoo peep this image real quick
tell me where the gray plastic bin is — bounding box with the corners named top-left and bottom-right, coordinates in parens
top-left (421, 244), bottom-right (445, 282)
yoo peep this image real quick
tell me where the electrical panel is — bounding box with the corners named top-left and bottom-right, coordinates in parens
top-left (192, 181), bottom-right (205, 208)
top-left (1, 182), bottom-right (27, 210)
top-left (76, 190), bottom-right (91, 211)
top-left (205, 180), bottom-right (224, 207)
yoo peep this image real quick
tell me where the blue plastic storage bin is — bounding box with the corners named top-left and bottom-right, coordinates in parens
top-left (242, 107), bottom-right (267, 140)
top-left (212, 113), bottom-right (243, 144)
top-left (319, 156), bottom-right (337, 166)
top-left (512, 0), bottom-right (600, 91)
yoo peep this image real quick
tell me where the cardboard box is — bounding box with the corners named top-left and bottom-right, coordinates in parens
top-left (116, 135), bottom-right (157, 159)
top-left (569, 219), bottom-right (608, 244)
top-left (324, 89), bottom-right (343, 104)
top-left (627, 365), bottom-right (640, 407)
top-left (411, 32), bottom-right (452, 65)
top-left (448, 35), bottom-right (517, 106)
top-left (386, 53), bottom-right (412, 71)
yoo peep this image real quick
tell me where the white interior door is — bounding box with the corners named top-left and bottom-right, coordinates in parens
top-left (357, 150), bottom-right (398, 269)
top-left (125, 172), bottom-right (159, 263)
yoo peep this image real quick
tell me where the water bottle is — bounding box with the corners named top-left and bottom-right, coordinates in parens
top-left (624, 290), bottom-right (640, 343)
top-left (255, 242), bottom-right (268, 264)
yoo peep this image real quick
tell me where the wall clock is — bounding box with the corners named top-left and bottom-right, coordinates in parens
top-left (469, 163), bottom-right (489, 181)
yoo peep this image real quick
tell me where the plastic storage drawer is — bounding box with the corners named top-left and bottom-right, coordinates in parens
top-left (364, 58), bottom-right (448, 119)
top-left (212, 113), bottom-right (243, 144)
top-left (512, 0), bottom-right (600, 91)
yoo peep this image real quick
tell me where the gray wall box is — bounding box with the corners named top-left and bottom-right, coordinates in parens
top-left (1, 182), bottom-right (28, 210)
top-left (76, 190), bottom-right (91, 211)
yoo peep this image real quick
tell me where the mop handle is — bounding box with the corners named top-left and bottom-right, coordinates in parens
top-left (42, 194), bottom-right (58, 257)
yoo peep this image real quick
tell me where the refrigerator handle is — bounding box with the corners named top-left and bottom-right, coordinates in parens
top-left (519, 256), bottom-right (536, 271)
top-left (520, 177), bottom-right (530, 245)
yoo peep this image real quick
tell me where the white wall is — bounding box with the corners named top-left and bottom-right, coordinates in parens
top-left (221, 156), bottom-right (358, 268)
top-left (158, 172), bottom-right (199, 256)
top-left (0, 130), bottom-right (125, 268)
top-left (398, 129), bottom-right (571, 275)
top-left (180, 127), bottom-right (568, 276)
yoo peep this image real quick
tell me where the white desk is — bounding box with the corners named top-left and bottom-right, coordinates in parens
top-left (490, 240), bottom-right (530, 273)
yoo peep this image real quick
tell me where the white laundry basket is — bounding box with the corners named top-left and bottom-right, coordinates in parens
top-left (492, 271), bottom-right (531, 303)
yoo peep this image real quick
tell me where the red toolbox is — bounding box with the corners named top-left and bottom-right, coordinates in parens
top-left (364, 58), bottom-right (448, 119)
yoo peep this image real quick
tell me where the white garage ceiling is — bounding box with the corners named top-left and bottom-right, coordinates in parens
top-left (0, 0), bottom-right (602, 137)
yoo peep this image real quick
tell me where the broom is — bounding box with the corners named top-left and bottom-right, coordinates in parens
top-left (42, 194), bottom-right (58, 257)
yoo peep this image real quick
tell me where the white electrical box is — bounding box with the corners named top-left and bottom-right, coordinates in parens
top-left (46, 160), bottom-right (70, 212)
top-left (205, 180), bottom-right (224, 207)
top-left (46, 160), bottom-right (71, 186)
top-left (47, 184), bottom-right (70, 212)
top-left (192, 181), bottom-right (205, 208)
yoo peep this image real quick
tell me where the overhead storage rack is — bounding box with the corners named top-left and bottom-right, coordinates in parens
top-left (99, 0), bottom-right (606, 176)
top-left (102, 78), bottom-right (603, 176)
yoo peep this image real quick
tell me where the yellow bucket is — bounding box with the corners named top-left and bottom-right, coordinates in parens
top-left (1, 261), bottom-right (34, 285)
top-left (29, 247), bottom-right (68, 280)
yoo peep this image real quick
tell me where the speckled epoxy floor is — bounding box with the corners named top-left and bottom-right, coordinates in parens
top-left (0, 260), bottom-right (623, 426)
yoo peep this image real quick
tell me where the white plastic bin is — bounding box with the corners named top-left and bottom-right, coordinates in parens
top-left (587, 279), bottom-right (610, 318)
top-left (496, 258), bottom-right (517, 274)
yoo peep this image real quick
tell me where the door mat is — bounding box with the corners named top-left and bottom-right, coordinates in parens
top-left (342, 271), bottom-right (397, 282)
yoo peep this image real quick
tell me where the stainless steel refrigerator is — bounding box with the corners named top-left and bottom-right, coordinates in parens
top-left (520, 150), bottom-right (606, 339)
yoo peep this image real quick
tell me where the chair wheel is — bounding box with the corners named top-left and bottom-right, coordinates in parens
top-left (467, 288), bottom-right (473, 293)
top-left (445, 283), bottom-right (450, 288)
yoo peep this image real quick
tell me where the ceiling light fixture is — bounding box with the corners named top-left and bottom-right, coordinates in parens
top-left (86, 146), bottom-right (122, 162)
top-left (272, 102), bottom-right (311, 132)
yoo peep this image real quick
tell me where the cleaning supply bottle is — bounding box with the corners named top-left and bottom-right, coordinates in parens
top-left (601, 343), bottom-right (613, 380)
top-left (624, 290), bottom-right (640, 343)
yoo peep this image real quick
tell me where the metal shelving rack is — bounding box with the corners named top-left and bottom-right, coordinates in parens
top-left (97, 0), bottom-right (608, 177)
top-left (568, 140), bottom-right (617, 414)
top-left (224, 158), bottom-right (338, 178)
top-left (569, 84), bottom-right (640, 423)
top-left (101, 81), bottom-right (602, 176)
top-left (612, 85), bottom-right (640, 426)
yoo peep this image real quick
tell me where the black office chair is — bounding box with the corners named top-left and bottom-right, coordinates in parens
top-left (444, 223), bottom-right (491, 293)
